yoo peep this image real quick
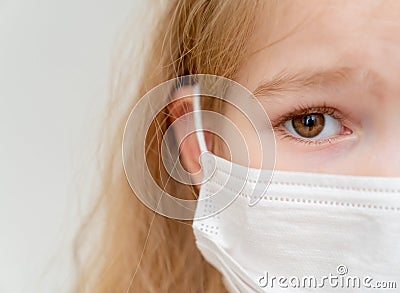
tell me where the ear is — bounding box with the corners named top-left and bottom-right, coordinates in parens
top-left (167, 85), bottom-right (211, 187)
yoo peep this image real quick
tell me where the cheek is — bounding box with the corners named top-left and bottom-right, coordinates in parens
top-left (274, 139), bottom-right (358, 173)
top-left (219, 104), bottom-right (275, 169)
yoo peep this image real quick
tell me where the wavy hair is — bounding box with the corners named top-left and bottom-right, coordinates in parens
top-left (73, 1), bottom-right (262, 292)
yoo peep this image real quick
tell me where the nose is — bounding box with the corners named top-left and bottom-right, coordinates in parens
top-left (358, 148), bottom-right (400, 177)
top-left (355, 119), bottom-right (400, 177)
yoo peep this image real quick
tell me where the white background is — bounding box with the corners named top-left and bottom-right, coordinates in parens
top-left (0, 0), bottom-right (140, 292)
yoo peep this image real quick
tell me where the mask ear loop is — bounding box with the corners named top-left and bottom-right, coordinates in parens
top-left (192, 82), bottom-right (218, 187)
top-left (193, 83), bottom-right (208, 154)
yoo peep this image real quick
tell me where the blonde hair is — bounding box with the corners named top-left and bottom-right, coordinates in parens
top-left (73, 1), bottom-right (262, 292)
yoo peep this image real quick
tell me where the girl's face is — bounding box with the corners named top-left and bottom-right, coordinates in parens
top-left (232, 0), bottom-right (400, 176)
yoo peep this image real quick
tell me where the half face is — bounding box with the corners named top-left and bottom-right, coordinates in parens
top-left (232, 0), bottom-right (400, 176)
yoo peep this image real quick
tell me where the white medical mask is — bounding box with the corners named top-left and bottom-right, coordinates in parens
top-left (191, 93), bottom-right (400, 293)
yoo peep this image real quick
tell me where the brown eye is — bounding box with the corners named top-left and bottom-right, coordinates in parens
top-left (292, 113), bottom-right (325, 138)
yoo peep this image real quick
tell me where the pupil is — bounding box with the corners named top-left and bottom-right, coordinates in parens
top-left (302, 114), bottom-right (316, 127)
top-left (291, 113), bottom-right (325, 138)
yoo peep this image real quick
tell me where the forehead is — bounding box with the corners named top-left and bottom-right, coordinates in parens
top-left (238, 0), bottom-right (400, 91)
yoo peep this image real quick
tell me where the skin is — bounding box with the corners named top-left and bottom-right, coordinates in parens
top-left (176, 0), bottom-right (400, 178)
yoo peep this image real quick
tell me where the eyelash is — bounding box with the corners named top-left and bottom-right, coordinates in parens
top-left (271, 103), bottom-right (347, 146)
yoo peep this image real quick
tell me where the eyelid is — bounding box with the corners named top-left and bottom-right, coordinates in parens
top-left (270, 103), bottom-right (345, 128)
top-left (274, 128), bottom-right (343, 146)
top-left (270, 103), bottom-right (353, 147)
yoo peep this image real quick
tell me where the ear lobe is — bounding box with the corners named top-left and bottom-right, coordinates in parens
top-left (167, 86), bottom-right (204, 185)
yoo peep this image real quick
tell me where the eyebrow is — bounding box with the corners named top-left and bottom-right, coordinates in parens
top-left (252, 66), bottom-right (382, 100)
